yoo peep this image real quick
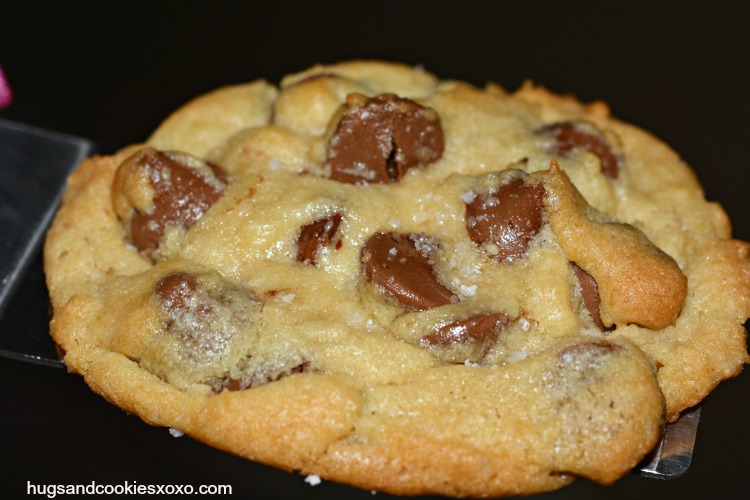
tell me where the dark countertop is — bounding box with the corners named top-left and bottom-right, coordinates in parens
top-left (1, 2), bottom-right (748, 498)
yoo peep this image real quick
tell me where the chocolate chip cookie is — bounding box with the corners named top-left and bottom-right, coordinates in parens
top-left (44, 60), bottom-right (750, 497)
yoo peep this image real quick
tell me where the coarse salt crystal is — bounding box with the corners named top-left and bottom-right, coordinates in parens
top-left (461, 191), bottom-right (476, 203)
top-left (519, 317), bottom-right (531, 331)
top-left (168, 428), bottom-right (184, 438)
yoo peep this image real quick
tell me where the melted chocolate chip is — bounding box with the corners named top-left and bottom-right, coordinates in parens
top-left (296, 213), bottom-right (342, 265)
top-left (152, 272), bottom-right (260, 371)
top-left (206, 161), bottom-right (229, 184)
top-left (362, 232), bottom-right (455, 311)
top-left (129, 150), bottom-right (226, 251)
top-left (154, 272), bottom-right (218, 360)
top-left (155, 273), bottom-right (212, 322)
top-left (555, 341), bottom-right (624, 384)
top-left (465, 178), bottom-right (546, 263)
top-left (326, 94), bottom-right (444, 184)
top-left (420, 313), bottom-right (509, 354)
top-left (557, 341), bottom-right (622, 364)
top-left (537, 121), bottom-right (621, 178)
top-left (156, 273), bottom-right (198, 311)
top-left (571, 263), bottom-right (608, 331)
top-left (221, 361), bottom-right (310, 391)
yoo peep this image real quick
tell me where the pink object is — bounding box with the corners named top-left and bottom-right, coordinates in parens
top-left (0, 65), bottom-right (13, 109)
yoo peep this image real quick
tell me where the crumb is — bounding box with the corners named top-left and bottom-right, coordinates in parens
top-left (304, 475), bottom-right (322, 486)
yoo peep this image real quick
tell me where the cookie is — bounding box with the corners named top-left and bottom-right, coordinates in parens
top-left (44, 60), bottom-right (750, 497)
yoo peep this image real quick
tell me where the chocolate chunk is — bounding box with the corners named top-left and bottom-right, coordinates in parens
top-left (155, 272), bottom-right (212, 327)
top-left (536, 121), bottom-right (621, 178)
top-left (420, 313), bottom-right (510, 362)
top-left (555, 341), bottom-right (624, 386)
top-left (206, 161), bottom-right (229, 184)
top-left (153, 272), bottom-right (258, 367)
top-left (221, 361), bottom-right (310, 391)
top-left (326, 94), bottom-right (444, 184)
top-left (362, 232), bottom-right (455, 311)
top-left (570, 263), bottom-right (609, 331)
top-left (557, 341), bottom-right (622, 365)
top-left (465, 178), bottom-right (546, 263)
top-left (156, 272), bottom-right (200, 311)
top-left (121, 148), bottom-right (227, 252)
top-left (296, 213), bottom-right (342, 265)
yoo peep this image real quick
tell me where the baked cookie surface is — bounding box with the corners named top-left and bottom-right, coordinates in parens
top-left (44, 60), bottom-right (750, 497)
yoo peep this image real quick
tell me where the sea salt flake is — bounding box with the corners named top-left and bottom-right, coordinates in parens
top-left (461, 190), bottom-right (476, 203)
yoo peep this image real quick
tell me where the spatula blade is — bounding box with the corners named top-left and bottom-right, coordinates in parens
top-left (0, 119), bottom-right (94, 366)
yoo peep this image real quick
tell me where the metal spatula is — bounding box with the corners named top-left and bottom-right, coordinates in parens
top-left (639, 405), bottom-right (701, 479)
top-left (0, 118), bottom-right (92, 366)
top-left (0, 118), bottom-right (699, 479)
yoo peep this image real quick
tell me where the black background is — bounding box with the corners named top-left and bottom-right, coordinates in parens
top-left (1, 2), bottom-right (748, 499)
